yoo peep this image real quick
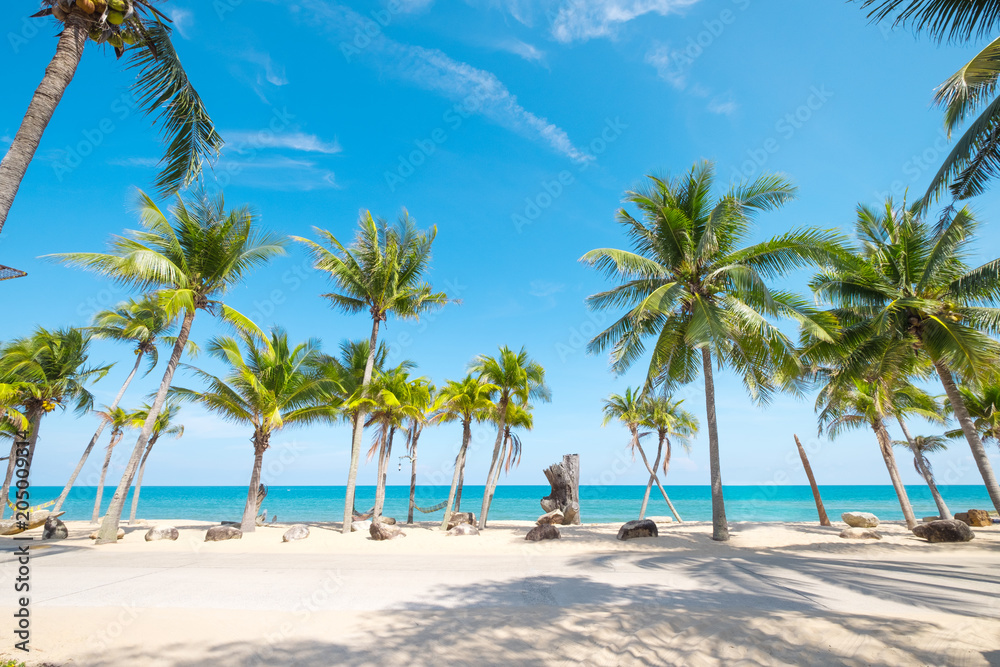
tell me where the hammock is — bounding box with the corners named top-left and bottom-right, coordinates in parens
top-left (353, 499), bottom-right (448, 518)
top-left (6, 498), bottom-right (56, 512)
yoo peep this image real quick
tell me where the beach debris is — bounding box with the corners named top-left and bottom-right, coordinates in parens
top-left (282, 525), bottom-right (310, 542)
top-left (91, 527), bottom-right (125, 540)
top-left (842, 512), bottom-right (879, 528)
top-left (912, 520), bottom-right (975, 543)
top-left (537, 509), bottom-right (565, 525)
top-left (145, 525), bottom-right (179, 542)
top-left (617, 519), bottom-right (658, 541)
top-left (839, 528), bottom-right (882, 540)
top-left (381, 516), bottom-right (397, 526)
top-left (369, 520), bottom-right (405, 541)
top-left (0, 509), bottom-right (65, 535)
top-left (205, 525), bottom-right (242, 542)
top-left (446, 512), bottom-right (475, 529)
top-left (42, 516), bottom-right (68, 540)
top-left (351, 520), bottom-right (372, 533)
top-left (525, 524), bottom-right (560, 541)
top-left (960, 510), bottom-right (992, 527)
top-left (446, 524), bottom-right (480, 536)
top-left (922, 516), bottom-right (941, 522)
top-left (255, 509), bottom-right (267, 527)
top-left (540, 454), bottom-right (582, 525)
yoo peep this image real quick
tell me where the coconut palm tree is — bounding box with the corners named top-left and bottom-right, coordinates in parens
top-left (403, 377), bottom-right (435, 525)
top-left (471, 346), bottom-right (551, 529)
top-left (582, 162), bottom-right (845, 540)
top-left (894, 434), bottom-right (952, 518)
top-left (0, 327), bottom-right (107, 518)
top-left (50, 190), bottom-right (286, 542)
top-left (436, 375), bottom-right (496, 530)
top-left (0, 1), bottom-right (221, 238)
top-left (128, 400), bottom-right (183, 524)
top-left (293, 212), bottom-right (448, 533)
top-left (811, 198), bottom-right (1000, 514)
top-left (498, 402), bottom-right (533, 476)
top-left (90, 406), bottom-right (134, 523)
top-left (638, 394), bottom-right (698, 521)
top-left (53, 296), bottom-right (177, 513)
top-left (889, 381), bottom-right (953, 520)
top-left (171, 329), bottom-right (335, 532)
top-left (948, 383), bottom-right (1000, 447)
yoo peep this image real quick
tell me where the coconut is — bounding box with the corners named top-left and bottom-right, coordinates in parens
top-left (106, 10), bottom-right (124, 25)
top-left (122, 32), bottom-right (136, 45)
top-left (108, 0), bottom-right (127, 10)
top-left (77, 0), bottom-right (96, 14)
top-left (107, 34), bottom-right (123, 48)
top-left (88, 27), bottom-right (103, 41)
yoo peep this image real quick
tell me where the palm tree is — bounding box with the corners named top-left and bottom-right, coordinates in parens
top-left (811, 199), bottom-right (1000, 514)
top-left (0, 328), bottom-right (107, 518)
top-left (948, 383), bottom-right (1000, 447)
top-left (404, 377), bottom-right (435, 525)
top-left (50, 190), bottom-right (286, 543)
top-left (128, 400), bottom-right (184, 524)
top-left (471, 346), bottom-right (551, 529)
top-left (582, 162), bottom-right (845, 540)
top-left (436, 375), bottom-right (496, 530)
top-left (171, 329), bottom-right (335, 532)
top-left (498, 402), bottom-right (533, 476)
top-left (638, 394), bottom-right (698, 521)
top-left (54, 296), bottom-right (177, 513)
top-left (894, 434), bottom-right (953, 519)
top-left (293, 211), bottom-right (448, 533)
top-left (0, 1), bottom-right (221, 237)
top-left (890, 381), bottom-right (953, 520)
top-left (90, 406), bottom-right (134, 523)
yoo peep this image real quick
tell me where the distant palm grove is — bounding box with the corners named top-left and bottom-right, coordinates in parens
top-left (1, 0), bottom-right (1000, 543)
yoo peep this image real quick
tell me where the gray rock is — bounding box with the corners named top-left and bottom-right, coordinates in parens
top-left (205, 525), bottom-right (242, 542)
top-left (540, 497), bottom-right (560, 513)
top-left (446, 524), bottom-right (480, 536)
top-left (42, 516), bottom-right (68, 540)
top-left (562, 502), bottom-right (580, 525)
top-left (617, 519), bottom-right (658, 541)
top-left (90, 528), bottom-right (125, 540)
top-left (144, 525), bottom-right (179, 542)
top-left (647, 515), bottom-right (674, 525)
top-left (282, 525), bottom-right (310, 542)
top-left (351, 519), bottom-right (372, 533)
top-left (380, 516), bottom-right (397, 526)
top-left (912, 520), bottom-right (975, 543)
top-left (967, 509), bottom-right (991, 527)
top-left (525, 524), bottom-right (560, 541)
top-left (446, 512), bottom-right (475, 529)
top-left (842, 512), bottom-right (879, 528)
top-left (839, 527), bottom-right (881, 540)
top-left (369, 520), bottom-right (405, 541)
top-left (537, 509), bottom-right (564, 525)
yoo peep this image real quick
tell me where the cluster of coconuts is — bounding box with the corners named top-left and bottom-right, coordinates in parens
top-left (50, 0), bottom-right (138, 49)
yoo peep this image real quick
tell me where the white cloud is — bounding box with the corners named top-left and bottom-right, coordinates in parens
top-left (297, 0), bottom-right (591, 164)
top-left (707, 96), bottom-right (738, 116)
top-left (497, 39), bottom-right (546, 64)
top-left (224, 131), bottom-right (342, 154)
top-left (645, 42), bottom-right (685, 89)
top-left (168, 8), bottom-right (194, 39)
top-left (551, 0), bottom-right (701, 43)
top-left (242, 50), bottom-right (289, 87)
top-left (529, 280), bottom-right (565, 298)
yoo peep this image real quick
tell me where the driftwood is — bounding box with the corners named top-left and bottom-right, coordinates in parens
top-left (540, 454), bottom-right (581, 525)
top-left (0, 510), bottom-right (65, 535)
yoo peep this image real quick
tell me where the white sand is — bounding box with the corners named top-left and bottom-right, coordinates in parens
top-left (2, 519), bottom-right (998, 665)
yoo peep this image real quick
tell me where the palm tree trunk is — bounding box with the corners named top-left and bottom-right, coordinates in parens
top-left (342, 318), bottom-right (381, 533)
top-left (0, 17), bottom-right (87, 236)
top-left (95, 309), bottom-right (196, 544)
top-left (634, 429), bottom-right (683, 523)
top-left (638, 433), bottom-right (664, 520)
top-left (373, 424), bottom-right (391, 520)
top-left (241, 434), bottom-right (267, 533)
top-left (934, 361), bottom-right (1000, 514)
top-left (91, 432), bottom-right (121, 523)
top-left (407, 426), bottom-right (420, 525)
top-left (441, 420), bottom-right (471, 530)
top-left (478, 405), bottom-right (509, 530)
top-left (455, 460), bottom-right (466, 511)
top-left (0, 410), bottom-right (41, 520)
top-left (54, 352), bottom-right (143, 513)
top-left (702, 347), bottom-right (729, 541)
top-left (873, 420), bottom-right (917, 529)
top-left (895, 416), bottom-right (952, 520)
top-left (794, 434), bottom-right (831, 526)
top-left (128, 436), bottom-right (157, 525)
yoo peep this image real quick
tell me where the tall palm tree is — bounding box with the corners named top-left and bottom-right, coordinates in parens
top-left (54, 296), bottom-right (177, 513)
top-left (436, 375), bottom-right (496, 530)
top-left (293, 211), bottom-right (448, 533)
top-left (498, 402), bottom-right (533, 476)
top-left (0, 1), bottom-right (221, 238)
top-left (811, 199), bottom-right (1000, 513)
top-left (890, 381), bottom-right (953, 519)
top-left (639, 394), bottom-right (697, 521)
top-left (582, 162), bottom-right (845, 540)
top-left (171, 329), bottom-right (335, 532)
top-left (404, 377), bottom-right (435, 525)
top-left (948, 383), bottom-right (1000, 447)
top-left (471, 346), bottom-right (551, 529)
top-left (90, 406), bottom-right (134, 523)
top-left (0, 328), bottom-right (107, 518)
top-left (50, 190), bottom-right (286, 542)
top-left (128, 400), bottom-right (184, 524)
top-left (894, 434), bottom-right (953, 519)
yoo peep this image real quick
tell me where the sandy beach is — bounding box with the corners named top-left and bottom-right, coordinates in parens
top-left (0, 519), bottom-right (996, 666)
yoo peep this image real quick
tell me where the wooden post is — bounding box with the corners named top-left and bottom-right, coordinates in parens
top-left (541, 454), bottom-right (581, 524)
top-left (794, 434), bottom-right (830, 526)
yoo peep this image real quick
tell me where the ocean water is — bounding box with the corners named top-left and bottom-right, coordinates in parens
top-left (29, 484), bottom-right (997, 524)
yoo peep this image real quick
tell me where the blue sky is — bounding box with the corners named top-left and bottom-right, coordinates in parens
top-left (2, 0), bottom-right (999, 494)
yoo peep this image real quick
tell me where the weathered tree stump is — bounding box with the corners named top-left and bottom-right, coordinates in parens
top-left (541, 454), bottom-right (581, 525)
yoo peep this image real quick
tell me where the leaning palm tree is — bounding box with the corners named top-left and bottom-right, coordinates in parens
top-left (293, 211), bottom-right (448, 533)
top-left (894, 434), bottom-right (952, 518)
top-left (582, 162), bottom-right (845, 540)
top-left (949, 383), bottom-right (1000, 447)
top-left (638, 394), bottom-right (698, 521)
top-left (0, 1), bottom-right (221, 238)
top-left (0, 328), bottom-right (107, 518)
top-left (436, 375), bottom-right (496, 530)
top-left (128, 400), bottom-right (184, 524)
top-left (403, 376), bottom-right (435, 525)
top-left (471, 346), bottom-right (551, 529)
top-left (811, 199), bottom-right (1000, 513)
top-left (498, 402), bottom-right (533, 476)
top-left (171, 329), bottom-right (335, 532)
top-left (890, 380), bottom-right (953, 519)
top-left (90, 406), bottom-right (134, 523)
top-left (49, 190), bottom-right (286, 543)
top-left (54, 296), bottom-right (177, 513)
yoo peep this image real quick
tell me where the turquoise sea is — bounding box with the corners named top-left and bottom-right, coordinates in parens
top-left (31, 484), bottom-right (997, 524)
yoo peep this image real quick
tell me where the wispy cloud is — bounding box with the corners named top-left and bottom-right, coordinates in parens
top-left (551, 0), bottom-right (701, 43)
top-left (168, 8), bottom-right (194, 39)
top-left (497, 38), bottom-right (547, 64)
top-left (109, 156), bottom-right (338, 191)
top-left (224, 131), bottom-right (342, 154)
top-left (708, 96), bottom-right (738, 116)
top-left (529, 280), bottom-right (565, 307)
top-left (242, 49), bottom-right (289, 87)
top-left (296, 0), bottom-right (591, 164)
top-left (645, 42), bottom-right (685, 89)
